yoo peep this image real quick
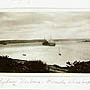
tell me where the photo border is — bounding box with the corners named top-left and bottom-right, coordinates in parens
top-left (0, 8), bottom-right (90, 90)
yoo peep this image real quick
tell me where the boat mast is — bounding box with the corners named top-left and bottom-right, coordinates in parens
top-left (58, 47), bottom-right (61, 56)
top-left (49, 33), bottom-right (53, 42)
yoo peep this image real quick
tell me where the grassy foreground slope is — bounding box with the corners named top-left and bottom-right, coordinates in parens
top-left (0, 55), bottom-right (90, 73)
top-left (0, 56), bottom-right (49, 73)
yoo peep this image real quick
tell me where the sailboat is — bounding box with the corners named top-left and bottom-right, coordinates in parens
top-left (58, 47), bottom-right (61, 56)
top-left (42, 35), bottom-right (56, 46)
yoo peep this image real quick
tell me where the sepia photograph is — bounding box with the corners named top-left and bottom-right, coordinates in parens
top-left (0, 11), bottom-right (90, 73)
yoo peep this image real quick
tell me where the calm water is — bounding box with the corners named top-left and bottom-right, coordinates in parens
top-left (0, 41), bottom-right (90, 66)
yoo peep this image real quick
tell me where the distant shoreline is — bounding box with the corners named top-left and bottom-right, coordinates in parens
top-left (0, 39), bottom-right (90, 45)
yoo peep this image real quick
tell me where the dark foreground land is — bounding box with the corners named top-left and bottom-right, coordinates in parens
top-left (0, 56), bottom-right (90, 73)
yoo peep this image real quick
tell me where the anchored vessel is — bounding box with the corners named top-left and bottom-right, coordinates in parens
top-left (42, 39), bottom-right (56, 46)
top-left (42, 35), bottom-right (56, 46)
top-left (58, 47), bottom-right (61, 56)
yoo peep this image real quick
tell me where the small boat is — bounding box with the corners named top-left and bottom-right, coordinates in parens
top-left (22, 54), bottom-right (26, 56)
top-left (59, 53), bottom-right (61, 56)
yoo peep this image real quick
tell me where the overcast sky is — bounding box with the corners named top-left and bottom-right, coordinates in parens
top-left (0, 12), bottom-right (90, 40)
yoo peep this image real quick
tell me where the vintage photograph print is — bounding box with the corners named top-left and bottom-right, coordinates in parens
top-left (0, 11), bottom-right (90, 73)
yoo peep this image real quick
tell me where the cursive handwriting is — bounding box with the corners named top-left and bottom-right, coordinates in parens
top-left (0, 77), bottom-right (90, 88)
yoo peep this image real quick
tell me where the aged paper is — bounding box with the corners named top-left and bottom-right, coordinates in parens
top-left (0, 0), bottom-right (90, 89)
top-left (0, 0), bottom-right (89, 8)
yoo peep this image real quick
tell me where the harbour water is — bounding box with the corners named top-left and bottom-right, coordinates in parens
top-left (0, 41), bottom-right (90, 66)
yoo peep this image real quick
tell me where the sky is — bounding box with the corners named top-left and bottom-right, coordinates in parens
top-left (0, 12), bottom-right (90, 40)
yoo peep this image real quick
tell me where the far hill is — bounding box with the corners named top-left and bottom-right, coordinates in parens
top-left (0, 39), bottom-right (90, 45)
